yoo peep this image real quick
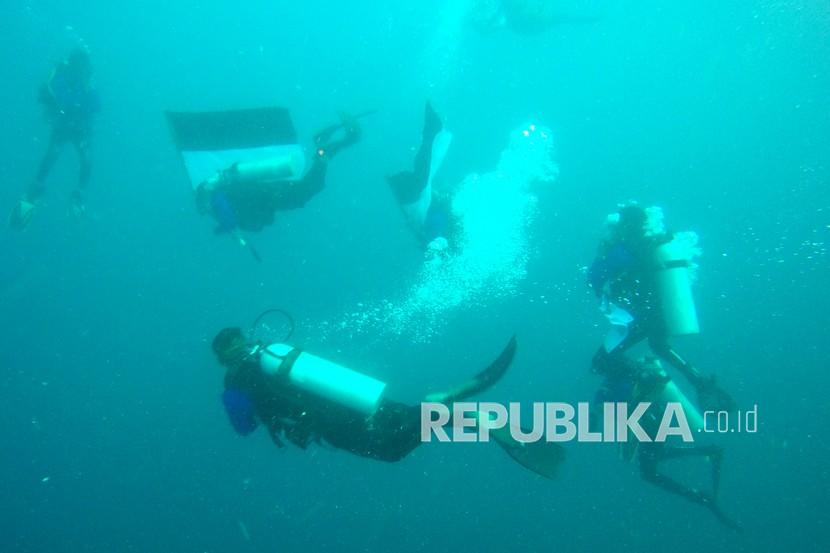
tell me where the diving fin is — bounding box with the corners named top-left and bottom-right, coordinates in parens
top-left (417, 102), bottom-right (451, 190)
top-left (387, 170), bottom-right (421, 204)
top-left (424, 335), bottom-right (517, 403)
top-left (390, 102), bottom-right (448, 199)
top-left (490, 424), bottom-right (565, 479)
top-left (314, 109), bottom-right (376, 146)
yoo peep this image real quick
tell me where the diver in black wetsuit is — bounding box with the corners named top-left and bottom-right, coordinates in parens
top-left (587, 204), bottom-right (740, 529)
top-left (387, 102), bottom-right (461, 255)
top-left (587, 203), bottom-right (735, 413)
top-left (10, 47), bottom-right (100, 229)
top-left (593, 354), bottom-right (740, 530)
top-left (212, 327), bottom-right (562, 475)
top-left (197, 112), bottom-right (362, 234)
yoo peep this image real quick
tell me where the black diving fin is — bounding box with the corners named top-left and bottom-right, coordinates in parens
top-left (425, 335), bottom-right (517, 403)
top-left (490, 424), bottom-right (565, 480)
top-left (314, 109), bottom-right (377, 144)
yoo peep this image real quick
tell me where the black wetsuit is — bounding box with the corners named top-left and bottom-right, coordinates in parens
top-left (30, 62), bottom-right (99, 200)
top-left (211, 159), bottom-right (329, 232)
top-left (208, 117), bottom-right (359, 233)
top-left (223, 355), bottom-right (421, 462)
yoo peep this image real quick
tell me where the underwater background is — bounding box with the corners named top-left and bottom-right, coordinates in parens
top-left (1, 1), bottom-right (828, 551)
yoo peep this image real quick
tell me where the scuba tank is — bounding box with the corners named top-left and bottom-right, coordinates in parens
top-left (246, 309), bottom-right (386, 417)
top-left (635, 359), bottom-right (705, 433)
top-left (259, 344), bottom-right (387, 417)
top-left (230, 152), bottom-right (303, 184)
top-left (654, 237), bottom-right (700, 336)
top-left (658, 379), bottom-right (705, 432)
top-left (205, 152), bottom-right (304, 189)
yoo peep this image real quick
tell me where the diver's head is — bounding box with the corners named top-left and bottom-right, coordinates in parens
top-left (212, 327), bottom-right (250, 368)
top-left (614, 204), bottom-right (648, 243)
top-left (66, 47), bottom-right (92, 83)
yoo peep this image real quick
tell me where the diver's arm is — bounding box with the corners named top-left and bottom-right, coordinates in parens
top-left (651, 339), bottom-right (737, 413)
top-left (640, 446), bottom-right (740, 530)
top-left (664, 347), bottom-right (704, 387)
top-left (313, 111), bottom-right (363, 160)
top-left (261, 373), bottom-right (319, 449)
top-left (641, 460), bottom-right (712, 504)
top-left (639, 444), bottom-right (717, 505)
top-left (647, 335), bottom-right (702, 387)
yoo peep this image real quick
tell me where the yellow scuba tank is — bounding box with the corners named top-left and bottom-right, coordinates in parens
top-left (259, 344), bottom-right (387, 417)
top-left (654, 237), bottom-right (700, 336)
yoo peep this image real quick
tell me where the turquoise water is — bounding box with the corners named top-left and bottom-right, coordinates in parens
top-left (1, 1), bottom-right (828, 551)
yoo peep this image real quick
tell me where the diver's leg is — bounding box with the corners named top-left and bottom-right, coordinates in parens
top-left (639, 444), bottom-right (713, 505)
top-left (386, 102), bottom-right (445, 214)
top-left (75, 137), bottom-right (92, 190)
top-left (278, 160), bottom-right (328, 210)
top-left (30, 133), bottom-right (64, 200)
top-left (640, 444), bottom-right (739, 529)
top-left (8, 138), bottom-right (55, 229)
top-left (71, 137), bottom-right (92, 212)
top-left (411, 102), bottom-right (443, 181)
top-left (364, 401), bottom-right (423, 462)
top-left (655, 444), bottom-right (724, 494)
top-left (9, 133), bottom-right (62, 228)
top-left (592, 317), bottom-right (650, 373)
top-left (313, 112), bottom-right (361, 160)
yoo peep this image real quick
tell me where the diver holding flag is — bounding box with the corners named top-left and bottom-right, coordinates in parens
top-left (166, 107), bottom-right (365, 260)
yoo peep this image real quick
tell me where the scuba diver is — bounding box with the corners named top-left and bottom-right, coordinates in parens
top-left (587, 203), bottom-right (735, 414)
top-left (10, 47), bottom-right (100, 230)
top-left (212, 326), bottom-right (563, 478)
top-left (195, 113), bottom-right (362, 233)
top-left (167, 107), bottom-right (365, 260)
top-left (593, 354), bottom-right (740, 530)
top-left (387, 102), bottom-right (460, 258)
